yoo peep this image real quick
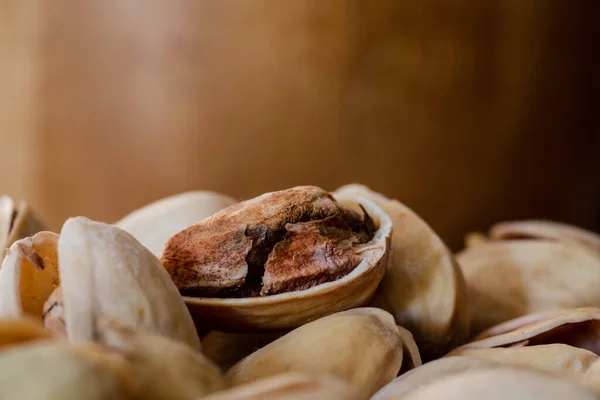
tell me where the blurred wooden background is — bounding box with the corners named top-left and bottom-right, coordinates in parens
top-left (1, 0), bottom-right (599, 249)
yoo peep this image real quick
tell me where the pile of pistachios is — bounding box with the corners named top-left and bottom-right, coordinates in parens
top-left (1, 185), bottom-right (599, 400)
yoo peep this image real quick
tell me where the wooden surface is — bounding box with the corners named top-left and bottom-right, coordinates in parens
top-left (1, 0), bottom-right (599, 249)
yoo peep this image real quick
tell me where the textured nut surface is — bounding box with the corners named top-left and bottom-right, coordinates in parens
top-left (161, 186), bottom-right (391, 331)
top-left (335, 184), bottom-right (470, 360)
top-left (117, 191), bottom-right (237, 256)
top-left (0, 342), bottom-right (127, 400)
top-left (0, 232), bottom-right (60, 319)
top-left (226, 308), bottom-right (406, 398)
top-left (59, 217), bottom-right (200, 350)
top-left (201, 373), bottom-right (363, 400)
top-left (457, 239), bottom-right (600, 333)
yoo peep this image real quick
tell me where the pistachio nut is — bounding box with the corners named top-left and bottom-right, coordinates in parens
top-left (201, 372), bottom-right (362, 400)
top-left (0, 195), bottom-right (46, 253)
top-left (449, 344), bottom-right (600, 392)
top-left (0, 316), bottom-right (52, 349)
top-left (401, 367), bottom-right (598, 400)
top-left (0, 342), bottom-right (127, 400)
top-left (0, 232), bottom-right (60, 318)
top-left (489, 220), bottom-right (600, 253)
top-left (116, 191), bottom-right (237, 256)
top-left (371, 356), bottom-right (502, 400)
top-left (58, 217), bottom-right (201, 349)
top-left (0, 218), bottom-right (201, 350)
top-left (201, 330), bottom-right (285, 371)
top-left (226, 308), bottom-right (411, 398)
top-left (96, 317), bottom-right (225, 400)
top-left (161, 186), bottom-right (392, 331)
top-left (448, 307), bottom-right (600, 391)
top-left (457, 237), bottom-right (600, 333)
top-left (334, 184), bottom-right (470, 360)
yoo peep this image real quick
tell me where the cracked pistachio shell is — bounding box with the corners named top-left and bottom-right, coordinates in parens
top-left (457, 239), bottom-right (600, 333)
top-left (448, 344), bottom-right (600, 392)
top-left (226, 308), bottom-right (408, 398)
top-left (371, 356), bottom-right (502, 400)
top-left (0, 316), bottom-right (52, 349)
top-left (0, 196), bottom-right (46, 253)
top-left (167, 189), bottom-right (392, 332)
top-left (58, 217), bottom-right (200, 349)
top-left (201, 373), bottom-right (362, 400)
top-left (96, 318), bottom-right (225, 400)
top-left (116, 191), bottom-right (237, 256)
top-left (402, 367), bottom-right (598, 400)
top-left (0, 232), bottom-right (60, 319)
top-left (0, 342), bottom-right (127, 400)
top-left (489, 220), bottom-right (600, 254)
top-left (202, 331), bottom-right (285, 371)
top-left (334, 184), bottom-right (470, 359)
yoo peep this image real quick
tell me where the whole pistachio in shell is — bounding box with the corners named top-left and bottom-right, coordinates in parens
top-left (457, 234), bottom-right (600, 333)
top-left (201, 372), bottom-right (362, 400)
top-left (201, 330), bottom-right (285, 371)
top-left (226, 308), bottom-right (413, 398)
top-left (161, 186), bottom-right (392, 331)
top-left (371, 356), bottom-right (502, 400)
top-left (489, 220), bottom-right (600, 253)
top-left (57, 217), bottom-right (201, 349)
top-left (0, 232), bottom-right (60, 318)
top-left (448, 308), bottom-right (600, 392)
top-left (0, 196), bottom-right (46, 253)
top-left (116, 191), bottom-right (237, 256)
top-left (401, 367), bottom-right (598, 400)
top-left (0, 342), bottom-right (128, 400)
top-left (334, 184), bottom-right (470, 360)
top-left (96, 318), bottom-right (225, 400)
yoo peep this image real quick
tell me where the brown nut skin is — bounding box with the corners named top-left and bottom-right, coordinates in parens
top-left (334, 184), bottom-right (470, 360)
top-left (201, 372), bottom-right (363, 400)
top-left (116, 191), bottom-right (237, 257)
top-left (0, 316), bottom-right (53, 349)
top-left (162, 186), bottom-right (392, 332)
top-left (226, 308), bottom-right (409, 398)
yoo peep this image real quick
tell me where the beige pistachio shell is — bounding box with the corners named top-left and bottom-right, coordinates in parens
top-left (334, 184), bottom-right (470, 359)
top-left (0, 196), bottom-right (46, 252)
top-left (450, 344), bottom-right (600, 392)
top-left (0, 342), bottom-right (127, 400)
top-left (58, 217), bottom-right (200, 350)
top-left (453, 307), bottom-right (600, 352)
top-left (489, 220), bottom-right (600, 253)
top-left (226, 308), bottom-right (405, 398)
top-left (96, 318), bottom-right (225, 400)
top-left (0, 232), bottom-right (60, 318)
top-left (202, 331), bottom-right (285, 371)
top-left (116, 191), bottom-right (237, 256)
top-left (402, 367), bottom-right (598, 400)
top-left (371, 356), bottom-right (502, 400)
top-left (457, 240), bottom-right (600, 333)
top-left (201, 373), bottom-right (362, 400)
top-left (0, 316), bottom-right (52, 349)
top-left (177, 193), bottom-right (392, 331)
